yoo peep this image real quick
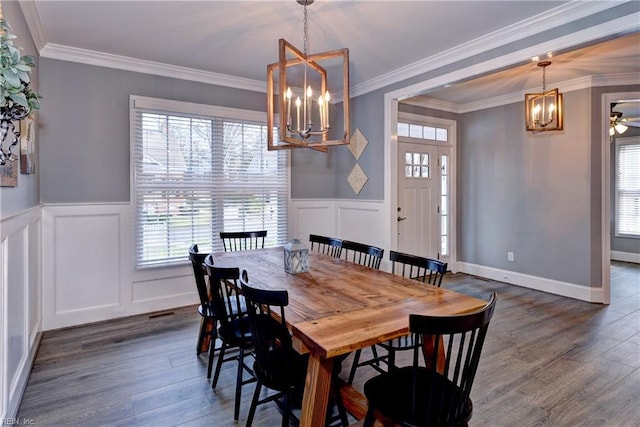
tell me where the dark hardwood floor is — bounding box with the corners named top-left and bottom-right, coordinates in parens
top-left (17, 262), bottom-right (639, 426)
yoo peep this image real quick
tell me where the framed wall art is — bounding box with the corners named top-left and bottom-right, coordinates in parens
top-left (20, 116), bottom-right (35, 174)
top-left (1, 160), bottom-right (18, 186)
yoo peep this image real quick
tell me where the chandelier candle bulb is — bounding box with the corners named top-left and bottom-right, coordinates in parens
top-left (306, 86), bottom-right (313, 126)
top-left (286, 88), bottom-right (292, 126)
top-left (296, 97), bottom-right (301, 131)
top-left (325, 91), bottom-right (330, 128)
top-left (318, 95), bottom-right (324, 128)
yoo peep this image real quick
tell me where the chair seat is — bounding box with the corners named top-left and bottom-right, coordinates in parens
top-left (364, 366), bottom-right (472, 426)
top-left (253, 348), bottom-right (308, 394)
top-left (218, 316), bottom-right (253, 347)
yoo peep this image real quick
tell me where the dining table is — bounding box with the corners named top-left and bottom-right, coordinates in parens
top-left (209, 246), bottom-right (488, 426)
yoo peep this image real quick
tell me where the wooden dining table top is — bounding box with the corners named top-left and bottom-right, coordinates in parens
top-left (209, 246), bottom-right (488, 358)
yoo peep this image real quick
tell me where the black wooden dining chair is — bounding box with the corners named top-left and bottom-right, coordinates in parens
top-left (309, 234), bottom-right (343, 258)
top-left (389, 250), bottom-right (447, 286)
top-left (341, 240), bottom-right (385, 383)
top-left (220, 230), bottom-right (267, 252)
top-left (341, 240), bottom-right (384, 269)
top-left (348, 251), bottom-right (448, 383)
top-left (240, 277), bottom-right (307, 427)
top-left (189, 244), bottom-right (219, 379)
top-left (363, 293), bottom-right (497, 427)
top-left (240, 274), bottom-right (350, 427)
top-left (204, 255), bottom-right (255, 421)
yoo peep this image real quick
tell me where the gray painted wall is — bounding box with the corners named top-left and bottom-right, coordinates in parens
top-left (459, 90), bottom-right (593, 286)
top-left (0, 2), bottom-right (40, 218)
top-left (38, 59), bottom-right (266, 203)
top-left (290, 92), bottom-right (386, 200)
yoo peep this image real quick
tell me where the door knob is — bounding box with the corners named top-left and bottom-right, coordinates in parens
top-left (397, 216), bottom-right (407, 222)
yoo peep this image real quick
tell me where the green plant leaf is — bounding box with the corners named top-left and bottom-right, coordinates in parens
top-left (9, 92), bottom-right (28, 108)
top-left (2, 70), bottom-right (22, 88)
top-left (1, 15), bottom-right (42, 112)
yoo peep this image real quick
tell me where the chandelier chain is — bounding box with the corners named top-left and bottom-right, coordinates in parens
top-left (303, 2), bottom-right (309, 55)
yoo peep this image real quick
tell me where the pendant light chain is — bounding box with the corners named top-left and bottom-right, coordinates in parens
top-left (303, 2), bottom-right (309, 56)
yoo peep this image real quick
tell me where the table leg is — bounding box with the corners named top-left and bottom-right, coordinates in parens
top-left (197, 318), bottom-right (214, 354)
top-left (422, 334), bottom-right (446, 374)
top-left (300, 352), bottom-right (333, 427)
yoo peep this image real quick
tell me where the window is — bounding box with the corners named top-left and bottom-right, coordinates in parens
top-left (397, 122), bottom-right (447, 142)
top-left (131, 96), bottom-right (289, 267)
top-left (616, 139), bottom-right (640, 237)
top-left (405, 152), bottom-right (429, 178)
top-left (440, 154), bottom-right (449, 256)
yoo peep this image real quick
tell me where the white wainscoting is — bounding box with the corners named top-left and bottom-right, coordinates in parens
top-left (0, 206), bottom-right (41, 420)
top-left (290, 199), bottom-right (385, 243)
top-left (289, 198), bottom-right (389, 268)
top-left (41, 203), bottom-right (197, 331)
top-left (41, 200), bottom-right (386, 333)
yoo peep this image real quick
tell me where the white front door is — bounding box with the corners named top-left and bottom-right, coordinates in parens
top-left (397, 141), bottom-right (439, 258)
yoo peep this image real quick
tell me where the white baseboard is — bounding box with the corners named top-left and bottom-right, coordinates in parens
top-left (457, 262), bottom-right (605, 303)
top-left (611, 250), bottom-right (640, 264)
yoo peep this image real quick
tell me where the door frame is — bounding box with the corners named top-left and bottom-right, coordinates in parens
top-left (601, 91), bottom-right (640, 305)
top-left (382, 101), bottom-right (457, 270)
top-left (396, 113), bottom-right (457, 265)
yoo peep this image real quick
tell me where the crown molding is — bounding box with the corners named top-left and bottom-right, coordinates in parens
top-left (39, 44), bottom-right (266, 93)
top-left (21, 0), bottom-right (637, 98)
top-left (18, 0), bottom-right (46, 52)
top-left (402, 72), bottom-right (640, 114)
top-left (351, 1), bottom-right (634, 98)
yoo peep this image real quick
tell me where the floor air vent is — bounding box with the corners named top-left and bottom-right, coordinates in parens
top-left (148, 311), bottom-right (176, 319)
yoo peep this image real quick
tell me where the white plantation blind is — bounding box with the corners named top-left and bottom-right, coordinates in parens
top-left (616, 139), bottom-right (640, 237)
top-left (131, 96), bottom-right (288, 267)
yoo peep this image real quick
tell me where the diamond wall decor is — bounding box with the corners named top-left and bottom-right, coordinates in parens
top-left (348, 163), bottom-right (368, 195)
top-left (348, 128), bottom-right (368, 160)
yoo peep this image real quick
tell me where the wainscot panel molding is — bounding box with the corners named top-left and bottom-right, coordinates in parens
top-left (289, 198), bottom-right (388, 269)
top-left (611, 250), bottom-right (640, 264)
top-left (0, 206), bottom-right (42, 420)
top-left (41, 203), bottom-right (198, 331)
top-left (457, 262), bottom-right (605, 303)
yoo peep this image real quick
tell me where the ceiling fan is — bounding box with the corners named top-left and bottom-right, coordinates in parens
top-left (610, 102), bottom-right (640, 137)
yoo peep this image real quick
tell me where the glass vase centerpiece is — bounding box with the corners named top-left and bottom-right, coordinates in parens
top-left (284, 239), bottom-right (309, 274)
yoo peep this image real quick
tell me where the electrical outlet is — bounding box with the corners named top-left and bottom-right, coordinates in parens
top-left (507, 251), bottom-right (515, 262)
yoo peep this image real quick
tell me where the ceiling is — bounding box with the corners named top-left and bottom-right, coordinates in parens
top-left (22, 1), bottom-right (640, 105)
